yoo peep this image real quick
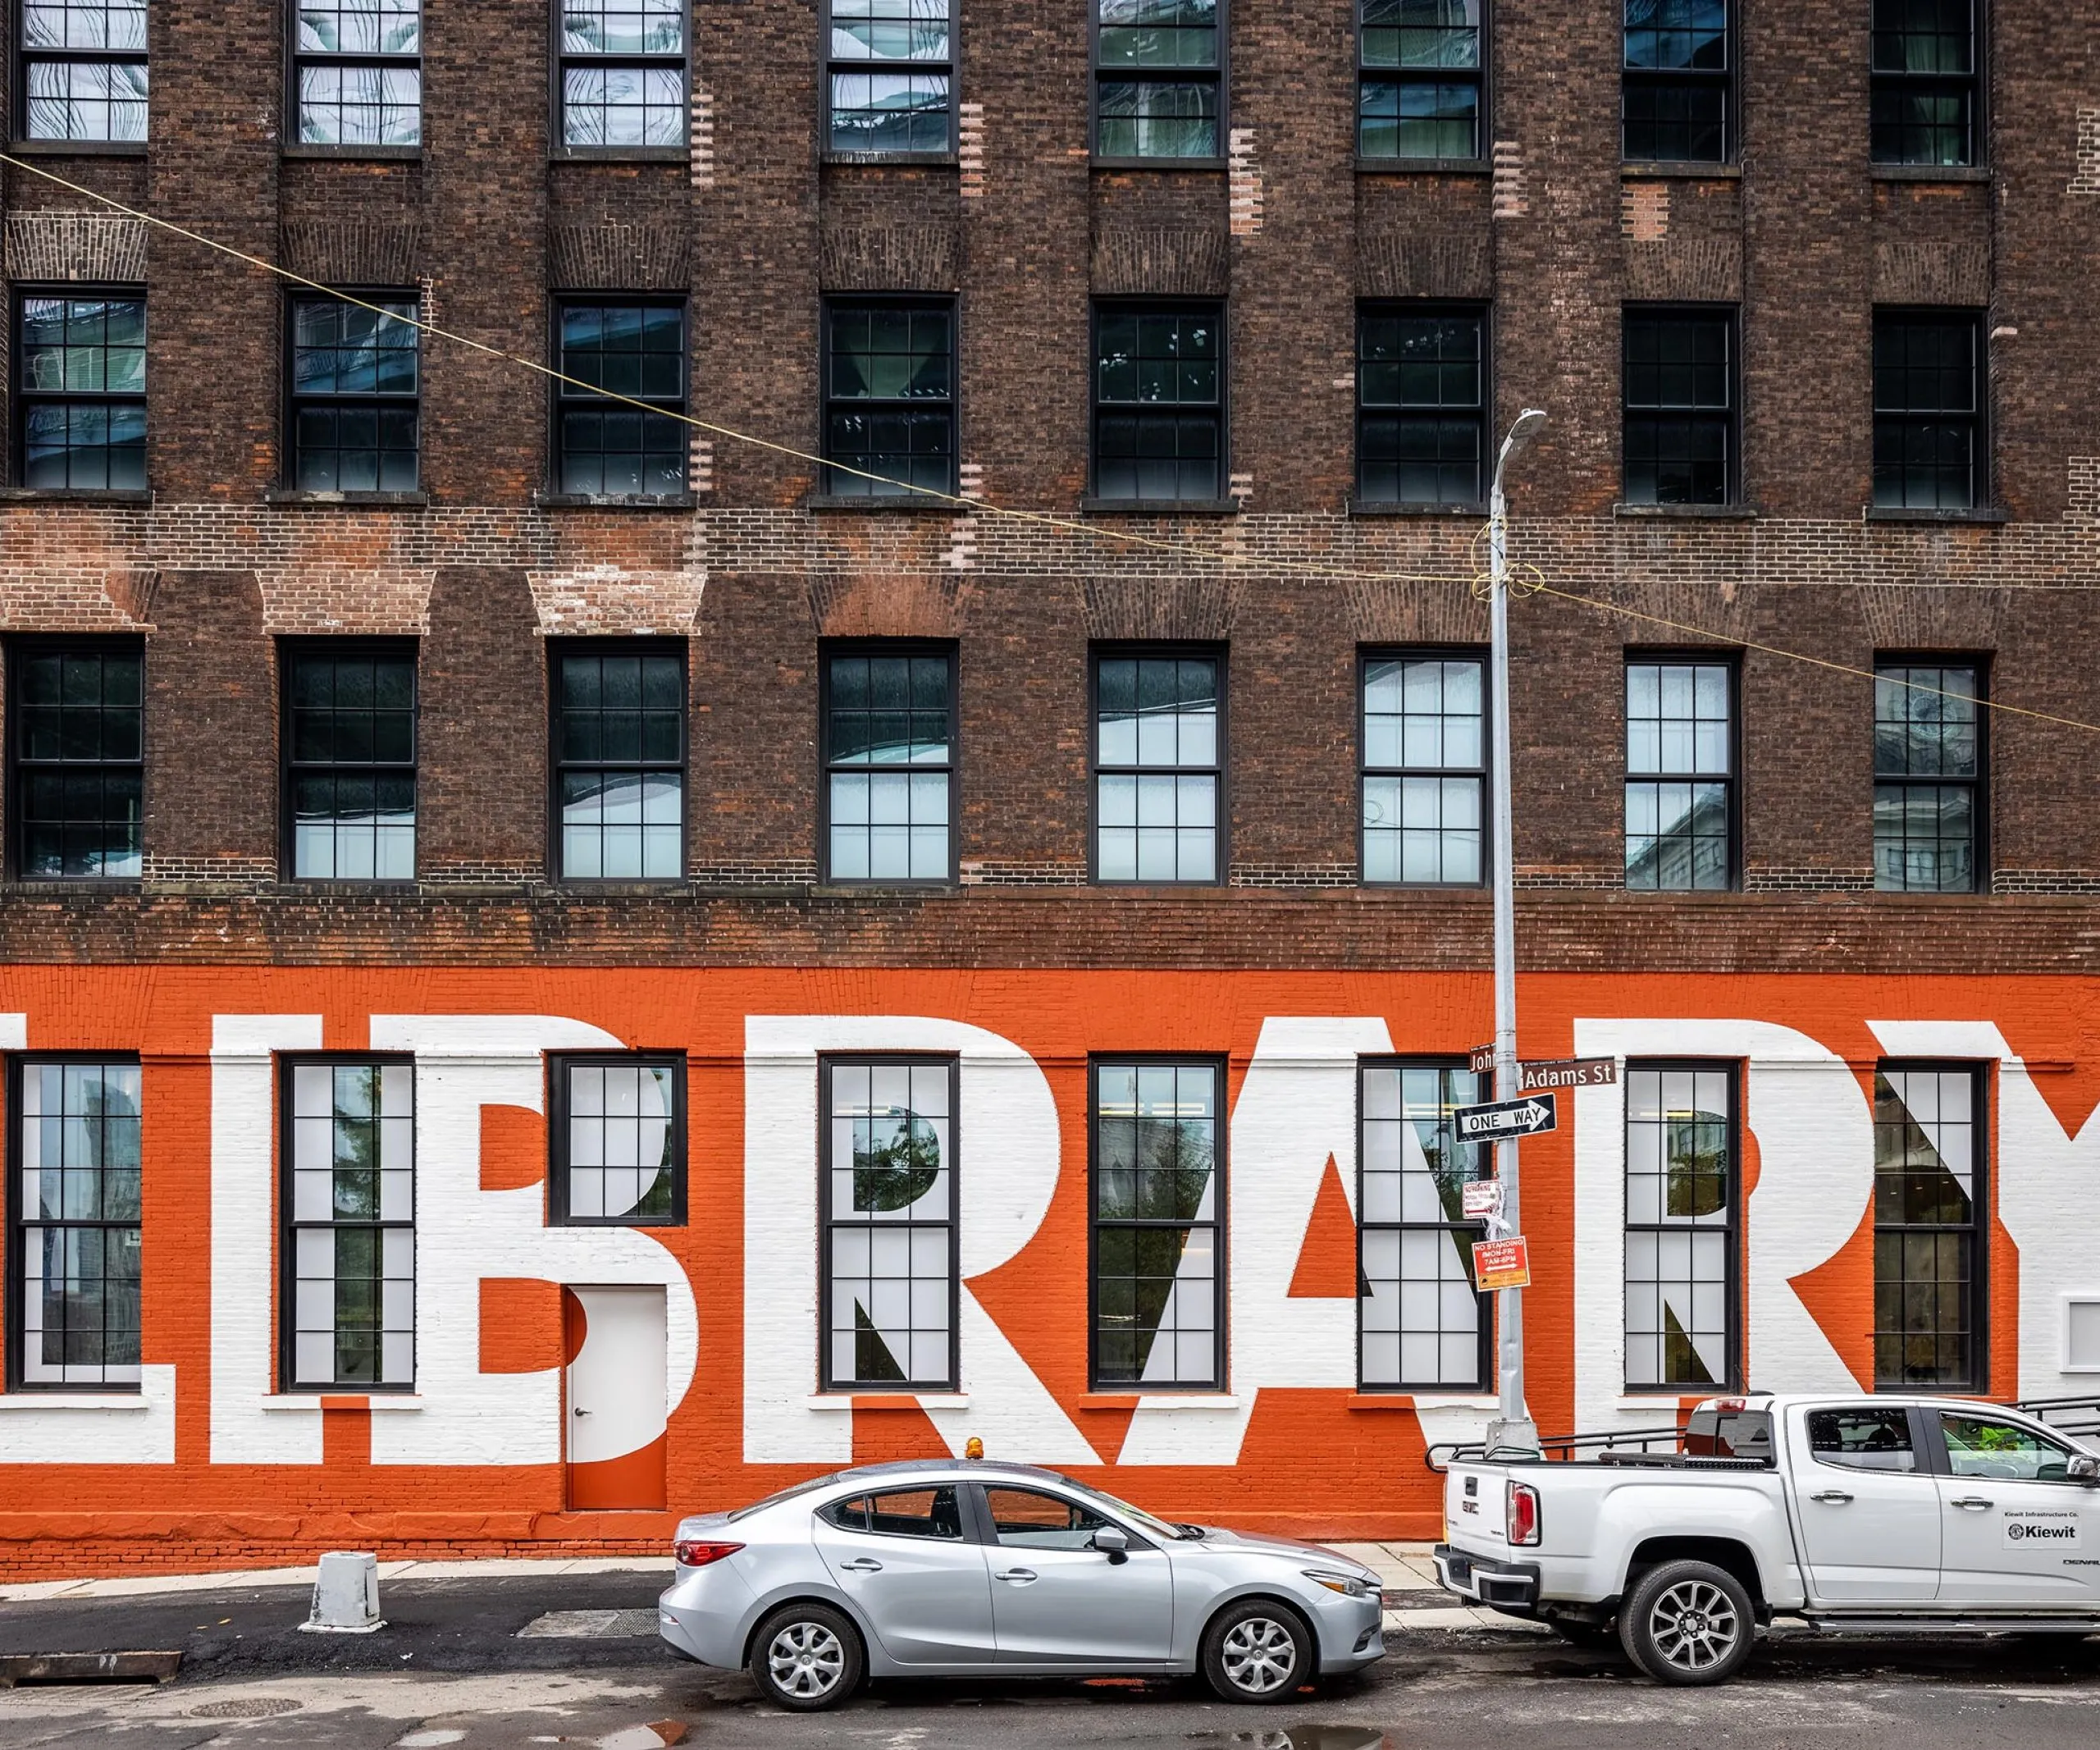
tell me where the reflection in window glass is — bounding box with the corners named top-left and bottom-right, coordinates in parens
top-left (559, 1057), bottom-right (682, 1222)
top-left (1358, 0), bottom-right (1480, 160)
top-left (1357, 308), bottom-right (1485, 505)
top-left (22, 0), bottom-right (147, 141)
top-left (555, 649), bottom-right (685, 880)
top-left (17, 296), bottom-right (146, 491)
top-left (1874, 1066), bottom-right (1981, 1387)
top-left (824, 301), bottom-right (955, 496)
top-left (1623, 0), bottom-right (1729, 162)
top-left (295, 0), bottom-right (421, 144)
top-left (1363, 656), bottom-right (1484, 885)
top-left (1624, 660), bottom-right (1732, 890)
top-left (828, 0), bottom-right (952, 153)
top-left (1096, 0), bottom-right (1219, 158)
top-left (824, 649), bottom-right (953, 881)
top-left (1941, 1414), bottom-right (2072, 1481)
top-left (290, 296), bottom-right (420, 492)
top-left (1873, 663), bottom-right (1979, 893)
top-left (557, 303), bottom-right (688, 497)
top-left (1806, 1407), bottom-right (1917, 1473)
top-left (1093, 306), bottom-right (1223, 503)
top-left (9, 642), bottom-right (143, 879)
top-left (1094, 654), bottom-right (1219, 883)
top-left (1623, 1064), bottom-right (1733, 1389)
top-left (285, 646), bottom-right (418, 880)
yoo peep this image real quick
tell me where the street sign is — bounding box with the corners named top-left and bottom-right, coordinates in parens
top-left (1461, 1177), bottom-right (1504, 1220)
top-left (1518, 1056), bottom-right (1618, 1094)
top-left (1468, 1044), bottom-right (1496, 1076)
top-left (1472, 1236), bottom-right (1531, 1291)
top-left (1453, 1093), bottom-right (1558, 1142)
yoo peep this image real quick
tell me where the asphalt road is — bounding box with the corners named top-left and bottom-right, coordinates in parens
top-left (3, 1578), bottom-right (2100, 1748)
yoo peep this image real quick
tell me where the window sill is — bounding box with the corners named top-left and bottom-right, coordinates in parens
top-left (1346, 1392), bottom-right (1500, 1411)
top-left (260, 1393), bottom-right (424, 1410)
top-left (281, 144), bottom-right (422, 161)
top-left (1092, 156), bottom-right (1228, 172)
top-left (550, 145), bottom-right (689, 163)
top-left (823, 150), bottom-right (959, 168)
top-left (0, 1390), bottom-right (147, 1407)
top-left (1082, 497), bottom-right (1239, 517)
top-left (0, 487), bottom-right (152, 505)
top-left (1621, 160), bottom-right (1740, 179)
top-left (1873, 163), bottom-right (1990, 183)
top-left (535, 491), bottom-right (697, 511)
top-left (1614, 501), bottom-right (1758, 520)
top-left (273, 880), bottom-right (421, 893)
top-left (1348, 498), bottom-right (1486, 518)
top-left (1130, 1393), bottom-right (1241, 1408)
top-left (266, 489), bottom-right (429, 507)
top-left (803, 491), bottom-right (965, 514)
top-left (4, 877), bottom-right (143, 892)
top-left (1354, 157), bottom-right (1489, 176)
top-left (1865, 505), bottom-right (2009, 524)
top-left (805, 1393), bottom-right (970, 1410)
top-left (7, 138), bottom-right (147, 157)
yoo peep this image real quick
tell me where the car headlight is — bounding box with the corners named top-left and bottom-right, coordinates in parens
top-left (1303, 1568), bottom-right (1374, 1598)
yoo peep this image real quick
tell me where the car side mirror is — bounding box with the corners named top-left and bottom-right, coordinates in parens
top-left (2069, 1454), bottom-right (2100, 1485)
top-left (1093, 1526), bottom-right (1130, 1564)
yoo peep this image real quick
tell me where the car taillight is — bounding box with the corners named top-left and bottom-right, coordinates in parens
top-left (1506, 1481), bottom-right (1541, 1547)
top-left (673, 1540), bottom-right (744, 1568)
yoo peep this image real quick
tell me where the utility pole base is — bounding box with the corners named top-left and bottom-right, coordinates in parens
top-left (1484, 1417), bottom-right (1542, 1460)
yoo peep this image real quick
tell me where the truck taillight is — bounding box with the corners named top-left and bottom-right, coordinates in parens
top-left (673, 1540), bottom-right (744, 1568)
top-left (1506, 1481), bottom-right (1541, 1547)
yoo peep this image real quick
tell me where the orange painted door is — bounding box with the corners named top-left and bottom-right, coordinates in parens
top-left (564, 1286), bottom-right (669, 1511)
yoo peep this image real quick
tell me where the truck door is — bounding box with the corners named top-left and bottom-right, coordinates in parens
top-left (1932, 1410), bottom-right (2100, 1610)
top-left (1790, 1405), bottom-right (1941, 1603)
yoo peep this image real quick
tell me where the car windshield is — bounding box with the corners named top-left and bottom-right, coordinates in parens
top-left (1046, 1474), bottom-right (1194, 1541)
top-left (727, 1474), bottom-right (842, 1522)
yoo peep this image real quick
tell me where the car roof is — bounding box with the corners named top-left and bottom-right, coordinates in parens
top-left (1710, 1393), bottom-right (2067, 1416)
top-left (825, 1458), bottom-right (1076, 1486)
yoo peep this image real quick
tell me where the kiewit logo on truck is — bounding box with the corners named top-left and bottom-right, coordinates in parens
top-left (2005, 1518), bottom-right (2081, 1547)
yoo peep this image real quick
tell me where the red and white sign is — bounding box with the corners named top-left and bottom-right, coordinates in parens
top-left (1461, 1178), bottom-right (1504, 1220)
top-left (1472, 1236), bottom-right (1532, 1292)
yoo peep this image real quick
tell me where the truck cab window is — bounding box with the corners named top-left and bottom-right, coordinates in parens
top-left (1941, 1414), bottom-right (2075, 1483)
top-left (1806, 1407), bottom-right (1916, 1473)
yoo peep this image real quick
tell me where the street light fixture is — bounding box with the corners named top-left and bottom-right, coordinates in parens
top-left (1485, 408), bottom-right (1547, 1460)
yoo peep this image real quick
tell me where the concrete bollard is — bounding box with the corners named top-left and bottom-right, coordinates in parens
top-left (300, 1550), bottom-right (386, 1634)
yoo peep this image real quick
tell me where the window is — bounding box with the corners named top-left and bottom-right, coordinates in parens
top-left (294, 0), bottom-right (420, 145)
top-left (1359, 1062), bottom-right (1489, 1391)
top-left (555, 302), bottom-right (688, 498)
top-left (15, 293), bottom-right (145, 491)
top-left (551, 644), bottom-right (686, 880)
top-left (819, 1485), bottom-right (966, 1537)
top-left (1940, 1413), bottom-right (2075, 1482)
top-left (1362, 653), bottom-right (1484, 885)
top-left (1871, 0), bottom-right (1976, 167)
top-left (1874, 661), bottom-right (1982, 893)
top-left (1093, 0), bottom-right (1220, 160)
top-left (1806, 1406), bottom-right (1919, 1473)
top-left (8, 1059), bottom-right (140, 1389)
top-left (282, 642), bottom-right (417, 881)
top-left (1624, 1063), bottom-right (1737, 1391)
top-left (1090, 1060), bottom-right (1223, 1389)
top-left (289, 295), bottom-right (420, 492)
top-left (1358, 0), bottom-right (1481, 162)
top-left (1356, 307), bottom-right (1486, 506)
top-left (7, 639), bottom-right (142, 880)
top-left (825, 0), bottom-right (952, 155)
top-left (821, 646), bottom-right (955, 883)
top-left (1875, 1065), bottom-right (1984, 1390)
top-left (1093, 304), bottom-right (1223, 504)
top-left (1623, 308), bottom-right (1735, 506)
top-left (822, 1059), bottom-right (956, 1391)
top-left (1623, 0), bottom-right (1728, 162)
top-left (1093, 651), bottom-right (1221, 884)
top-left (559, 0), bottom-right (685, 148)
top-left (1624, 658), bottom-right (1733, 890)
top-left (284, 1059), bottom-right (413, 1390)
top-left (983, 1487), bottom-right (1117, 1549)
top-left (822, 299), bottom-right (955, 497)
top-left (19, 0), bottom-right (146, 141)
top-left (1873, 310), bottom-right (1982, 511)
top-left (550, 1055), bottom-right (685, 1224)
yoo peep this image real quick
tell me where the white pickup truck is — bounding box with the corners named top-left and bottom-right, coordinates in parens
top-left (1434, 1392), bottom-right (2100, 1684)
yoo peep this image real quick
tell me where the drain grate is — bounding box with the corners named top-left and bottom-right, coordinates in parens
top-left (188, 1696), bottom-right (304, 1719)
top-left (0, 1651), bottom-right (182, 1688)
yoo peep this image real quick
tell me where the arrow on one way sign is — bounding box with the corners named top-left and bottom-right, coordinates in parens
top-left (1453, 1094), bottom-right (1559, 1142)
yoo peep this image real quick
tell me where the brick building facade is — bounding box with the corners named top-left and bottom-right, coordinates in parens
top-left (0, 0), bottom-right (2096, 1579)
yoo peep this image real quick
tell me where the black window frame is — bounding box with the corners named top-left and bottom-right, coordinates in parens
top-left (1621, 303), bottom-right (1740, 509)
top-left (552, 0), bottom-right (689, 158)
top-left (1872, 307), bottom-right (1986, 513)
top-left (819, 295), bottom-right (959, 500)
top-left (11, 286), bottom-right (148, 492)
top-left (1621, 0), bottom-right (1734, 166)
top-left (546, 637), bottom-right (689, 884)
top-left (818, 1053), bottom-right (961, 1395)
top-left (1872, 1059), bottom-right (1988, 1394)
top-left (817, 639), bottom-right (960, 887)
top-left (284, 287), bottom-right (422, 495)
top-left (1354, 302), bottom-right (1489, 509)
top-left (1089, 642), bottom-right (1228, 887)
top-left (1087, 1053), bottom-right (1229, 1393)
top-left (6, 1053), bottom-right (144, 1393)
top-left (5, 633), bottom-right (144, 884)
top-left (1870, 0), bottom-right (1981, 170)
top-left (14, 0), bottom-right (148, 146)
top-left (819, 0), bottom-right (957, 162)
top-left (287, 0), bottom-right (422, 150)
top-left (1358, 645), bottom-right (1489, 889)
top-left (1873, 654), bottom-right (1988, 894)
top-left (1355, 0), bottom-right (1486, 167)
top-left (278, 636), bottom-right (420, 885)
top-left (1089, 0), bottom-right (1226, 167)
top-left (1623, 1058), bottom-right (1742, 1396)
top-left (546, 1051), bottom-right (688, 1227)
top-left (1623, 650), bottom-right (1741, 893)
top-left (1089, 299), bottom-right (1227, 507)
top-left (549, 295), bottom-right (691, 502)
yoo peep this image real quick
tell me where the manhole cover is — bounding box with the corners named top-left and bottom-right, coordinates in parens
top-left (188, 1696), bottom-right (304, 1719)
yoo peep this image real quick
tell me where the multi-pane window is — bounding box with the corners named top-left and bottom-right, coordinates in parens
top-left (20, 0), bottom-right (147, 141)
top-left (822, 1058), bottom-right (956, 1391)
top-left (1094, 651), bottom-right (1221, 884)
top-left (1870, 0), bottom-right (1976, 167)
top-left (1362, 654), bottom-right (1484, 885)
top-left (550, 1055), bottom-right (684, 1225)
top-left (825, 0), bottom-right (952, 155)
top-left (822, 647), bottom-right (955, 883)
top-left (1874, 661), bottom-right (1982, 893)
top-left (1093, 304), bottom-right (1223, 503)
top-left (1356, 307), bottom-right (1485, 506)
top-left (1094, 0), bottom-right (1220, 160)
top-left (822, 299), bottom-right (955, 497)
top-left (1623, 308), bottom-right (1735, 506)
top-left (559, 0), bottom-right (685, 148)
top-left (290, 295), bottom-right (420, 492)
top-left (16, 294), bottom-right (145, 491)
top-left (555, 302), bottom-right (688, 498)
top-left (1625, 658), bottom-right (1733, 891)
top-left (1623, 0), bottom-right (1728, 162)
top-left (1359, 1062), bottom-right (1488, 1391)
top-left (10, 1060), bottom-right (141, 1388)
top-left (1091, 1061), bottom-right (1222, 1389)
top-left (293, 0), bottom-right (421, 146)
top-left (1874, 1065), bottom-right (1984, 1390)
top-left (282, 643), bottom-right (417, 881)
top-left (1357, 0), bottom-right (1481, 162)
top-left (552, 645), bottom-right (685, 880)
top-left (7, 640), bottom-right (142, 880)
top-left (1872, 311), bottom-right (1982, 511)
top-left (285, 1060), bottom-right (413, 1390)
top-left (1624, 1063), bottom-right (1736, 1391)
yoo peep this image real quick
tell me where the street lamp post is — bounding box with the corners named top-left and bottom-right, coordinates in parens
top-left (1484, 408), bottom-right (1548, 1460)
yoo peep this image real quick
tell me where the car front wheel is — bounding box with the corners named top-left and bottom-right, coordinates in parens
top-left (749, 1602), bottom-right (864, 1711)
top-left (1618, 1560), bottom-right (1755, 1685)
top-left (1201, 1598), bottom-right (1312, 1704)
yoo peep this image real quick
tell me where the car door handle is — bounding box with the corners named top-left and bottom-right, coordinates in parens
top-left (1809, 1489), bottom-right (1854, 1505)
top-left (573, 1407), bottom-right (590, 1416)
top-left (838, 1558), bottom-right (883, 1573)
top-left (994, 1568), bottom-right (1038, 1584)
top-left (1951, 1496), bottom-right (1994, 1510)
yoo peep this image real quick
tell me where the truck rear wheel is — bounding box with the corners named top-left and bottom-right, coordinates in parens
top-left (1618, 1560), bottom-right (1755, 1685)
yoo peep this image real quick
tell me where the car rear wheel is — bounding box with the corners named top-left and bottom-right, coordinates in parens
top-left (1618, 1560), bottom-right (1755, 1685)
top-left (749, 1602), bottom-right (863, 1711)
top-left (1201, 1598), bottom-right (1312, 1703)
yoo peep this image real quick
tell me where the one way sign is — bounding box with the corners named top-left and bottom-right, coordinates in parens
top-left (1453, 1094), bottom-right (1558, 1142)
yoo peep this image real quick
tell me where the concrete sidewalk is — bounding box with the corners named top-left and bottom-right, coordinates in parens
top-left (1331, 1541), bottom-right (1550, 1634)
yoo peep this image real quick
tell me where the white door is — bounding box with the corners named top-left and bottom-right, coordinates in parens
top-left (1789, 1404), bottom-right (1941, 1603)
top-left (1934, 1410), bottom-right (2100, 1610)
top-left (564, 1285), bottom-right (668, 1511)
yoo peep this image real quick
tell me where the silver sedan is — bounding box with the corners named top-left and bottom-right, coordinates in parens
top-left (658, 1458), bottom-right (1386, 1710)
